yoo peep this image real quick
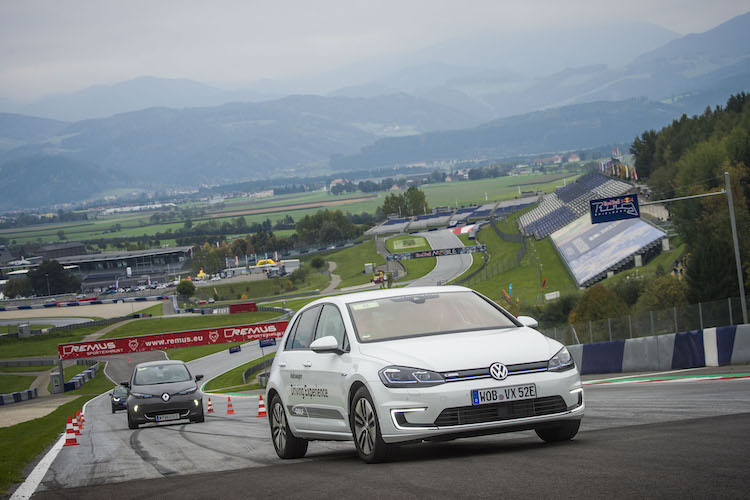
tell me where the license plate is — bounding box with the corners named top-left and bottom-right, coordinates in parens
top-left (471, 384), bottom-right (536, 405)
top-left (155, 413), bottom-right (180, 422)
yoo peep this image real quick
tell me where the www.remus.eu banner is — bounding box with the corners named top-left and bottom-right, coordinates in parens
top-left (57, 321), bottom-right (289, 360)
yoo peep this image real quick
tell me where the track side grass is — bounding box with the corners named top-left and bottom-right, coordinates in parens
top-left (386, 235), bottom-right (435, 281)
top-left (203, 352), bottom-right (276, 392)
top-left (326, 239), bottom-right (386, 288)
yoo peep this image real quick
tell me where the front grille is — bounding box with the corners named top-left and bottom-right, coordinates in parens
top-left (434, 396), bottom-right (567, 426)
top-left (441, 361), bottom-right (548, 382)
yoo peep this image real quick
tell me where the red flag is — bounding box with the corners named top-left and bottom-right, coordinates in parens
top-left (541, 278), bottom-right (547, 291)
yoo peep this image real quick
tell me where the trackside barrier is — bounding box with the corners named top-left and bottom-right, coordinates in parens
top-left (0, 388), bottom-right (38, 406)
top-left (0, 295), bottom-right (170, 312)
top-left (572, 324), bottom-right (749, 375)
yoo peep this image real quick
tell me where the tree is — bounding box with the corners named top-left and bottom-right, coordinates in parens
top-left (56, 230), bottom-right (66, 240)
top-left (635, 275), bottom-right (688, 312)
top-left (3, 277), bottom-right (33, 298)
top-left (310, 256), bottom-right (326, 270)
top-left (176, 280), bottom-right (196, 298)
top-left (568, 284), bottom-right (628, 325)
top-left (27, 260), bottom-right (80, 296)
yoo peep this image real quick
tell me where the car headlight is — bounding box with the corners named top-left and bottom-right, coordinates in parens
top-left (130, 392), bottom-right (153, 398)
top-left (113, 397), bottom-right (122, 401)
top-left (379, 366), bottom-right (444, 388)
top-left (548, 347), bottom-right (575, 372)
top-left (179, 387), bottom-right (198, 395)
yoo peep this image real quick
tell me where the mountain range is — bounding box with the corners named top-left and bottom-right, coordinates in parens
top-left (0, 11), bottom-right (749, 210)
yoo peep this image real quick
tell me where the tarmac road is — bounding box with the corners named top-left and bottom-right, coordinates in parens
top-left (407, 230), bottom-right (472, 287)
top-left (29, 370), bottom-right (750, 498)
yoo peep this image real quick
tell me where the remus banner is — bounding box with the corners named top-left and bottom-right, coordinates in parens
top-left (57, 321), bottom-right (289, 360)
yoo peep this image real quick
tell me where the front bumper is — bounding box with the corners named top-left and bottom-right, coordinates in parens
top-left (111, 399), bottom-right (127, 410)
top-left (127, 394), bottom-right (203, 424)
top-left (370, 368), bottom-right (584, 444)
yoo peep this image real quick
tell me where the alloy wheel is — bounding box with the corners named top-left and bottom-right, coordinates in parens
top-left (272, 402), bottom-right (286, 451)
top-left (353, 397), bottom-right (376, 455)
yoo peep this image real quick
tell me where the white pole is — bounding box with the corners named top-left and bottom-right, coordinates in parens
top-left (726, 172), bottom-right (748, 324)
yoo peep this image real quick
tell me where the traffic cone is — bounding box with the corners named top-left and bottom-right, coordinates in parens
top-left (77, 410), bottom-right (84, 429)
top-left (207, 398), bottom-right (215, 413)
top-left (72, 415), bottom-right (81, 435)
top-left (63, 417), bottom-right (79, 446)
top-left (257, 395), bottom-right (267, 417)
top-left (226, 397), bottom-right (236, 415)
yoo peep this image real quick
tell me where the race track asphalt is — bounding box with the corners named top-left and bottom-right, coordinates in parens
top-left (29, 374), bottom-right (750, 499)
top-left (407, 230), bottom-right (472, 287)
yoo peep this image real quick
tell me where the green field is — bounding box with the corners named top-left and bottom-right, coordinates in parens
top-left (99, 311), bottom-right (282, 339)
top-left (326, 239), bottom-right (386, 288)
top-left (0, 365), bottom-right (53, 373)
top-left (203, 352), bottom-right (275, 392)
top-left (0, 323), bottom-right (116, 359)
top-left (386, 234), bottom-right (435, 281)
top-left (0, 172), bottom-right (578, 246)
top-left (0, 374), bottom-right (36, 393)
top-left (392, 236), bottom-right (427, 250)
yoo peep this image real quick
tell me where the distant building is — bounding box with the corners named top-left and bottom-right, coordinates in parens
top-left (567, 154), bottom-right (581, 162)
top-left (37, 242), bottom-right (86, 259)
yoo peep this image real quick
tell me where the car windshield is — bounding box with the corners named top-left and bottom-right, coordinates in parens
top-left (113, 386), bottom-right (128, 396)
top-left (134, 364), bottom-right (192, 385)
top-left (348, 291), bottom-right (517, 343)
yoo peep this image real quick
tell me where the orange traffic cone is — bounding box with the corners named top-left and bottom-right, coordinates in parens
top-left (257, 395), bottom-right (267, 417)
top-left (207, 398), bottom-right (215, 413)
top-left (72, 415), bottom-right (81, 435)
top-left (226, 397), bottom-right (236, 415)
top-left (77, 410), bottom-right (84, 429)
top-left (63, 417), bottom-right (79, 446)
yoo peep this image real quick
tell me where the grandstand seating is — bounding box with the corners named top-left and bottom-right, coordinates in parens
top-left (518, 173), bottom-right (631, 239)
top-left (551, 215), bottom-right (666, 286)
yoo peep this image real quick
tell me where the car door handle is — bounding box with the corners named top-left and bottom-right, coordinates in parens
top-left (303, 361), bottom-right (312, 367)
top-left (278, 362), bottom-right (286, 367)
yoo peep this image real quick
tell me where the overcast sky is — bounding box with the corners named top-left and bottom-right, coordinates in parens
top-left (1, 0), bottom-right (748, 101)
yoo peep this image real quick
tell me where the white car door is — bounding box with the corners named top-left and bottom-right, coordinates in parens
top-left (279, 305), bottom-right (321, 429)
top-left (303, 304), bottom-right (352, 436)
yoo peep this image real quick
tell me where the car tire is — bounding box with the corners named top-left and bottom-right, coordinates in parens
top-left (192, 407), bottom-right (205, 423)
top-left (269, 394), bottom-right (308, 459)
top-left (535, 419), bottom-right (580, 443)
top-left (350, 387), bottom-right (395, 463)
top-left (127, 412), bottom-right (139, 430)
top-left (111, 406), bottom-right (116, 414)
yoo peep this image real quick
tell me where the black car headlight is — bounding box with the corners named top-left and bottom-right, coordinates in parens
top-left (178, 387), bottom-right (198, 395)
top-left (130, 392), bottom-right (153, 398)
top-left (548, 347), bottom-right (575, 372)
top-left (379, 366), bottom-right (444, 388)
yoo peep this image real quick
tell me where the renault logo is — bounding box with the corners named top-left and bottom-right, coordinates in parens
top-left (161, 393), bottom-right (170, 402)
top-left (489, 363), bottom-right (508, 380)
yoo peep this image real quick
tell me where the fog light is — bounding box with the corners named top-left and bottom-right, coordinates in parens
top-left (134, 405), bottom-right (139, 412)
top-left (193, 399), bottom-right (199, 406)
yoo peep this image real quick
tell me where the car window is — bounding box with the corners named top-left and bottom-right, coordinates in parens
top-left (134, 364), bottom-right (191, 385)
top-left (113, 386), bottom-right (128, 396)
top-left (284, 315), bottom-right (301, 350)
top-left (315, 304), bottom-right (347, 349)
top-left (348, 291), bottom-right (517, 342)
top-left (288, 305), bottom-right (321, 350)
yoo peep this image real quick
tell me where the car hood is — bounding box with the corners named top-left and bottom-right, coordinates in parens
top-left (357, 327), bottom-right (559, 372)
top-left (131, 380), bottom-right (197, 396)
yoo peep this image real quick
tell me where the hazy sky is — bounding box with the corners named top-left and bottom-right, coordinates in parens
top-left (1, 0), bottom-right (748, 101)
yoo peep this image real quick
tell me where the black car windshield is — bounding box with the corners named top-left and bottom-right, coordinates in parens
top-left (348, 291), bottom-right (518, 342)
top-left (134, 364), bottom-right (192, 385)
top-left (113, 386), bottom-right (128, 396)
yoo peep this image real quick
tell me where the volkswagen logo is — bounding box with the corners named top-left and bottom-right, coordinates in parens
top-left (161, 393), bottom-right (170, 402)
top-left (489, 362), bottom-right (508, 380)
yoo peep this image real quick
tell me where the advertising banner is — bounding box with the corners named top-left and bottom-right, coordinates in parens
top-left (589, 194), bottom-right (640, 224)
top-left (57, 321), bottom-right (288, 360)
top-left (387, 244), bottom-right (487, 261)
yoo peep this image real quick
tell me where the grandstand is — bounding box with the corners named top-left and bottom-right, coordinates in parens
top-left (409, 211), bottom-right (453, 230)
top-left (550, 215), bottom-right (667, 287)
top-left (451, 207), bottom-right (480, 222)
top-left (519, 173), bottom-right (631, 239)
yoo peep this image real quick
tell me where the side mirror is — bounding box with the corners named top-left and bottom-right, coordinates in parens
top-left (195, 374), bottom-right (204, 382)
top-left (517, 316), bottom-right (539, 329)
top-left (121, 381), bottom-right (130, 388)
top-left (310, 335), bottom-right (344, 354)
